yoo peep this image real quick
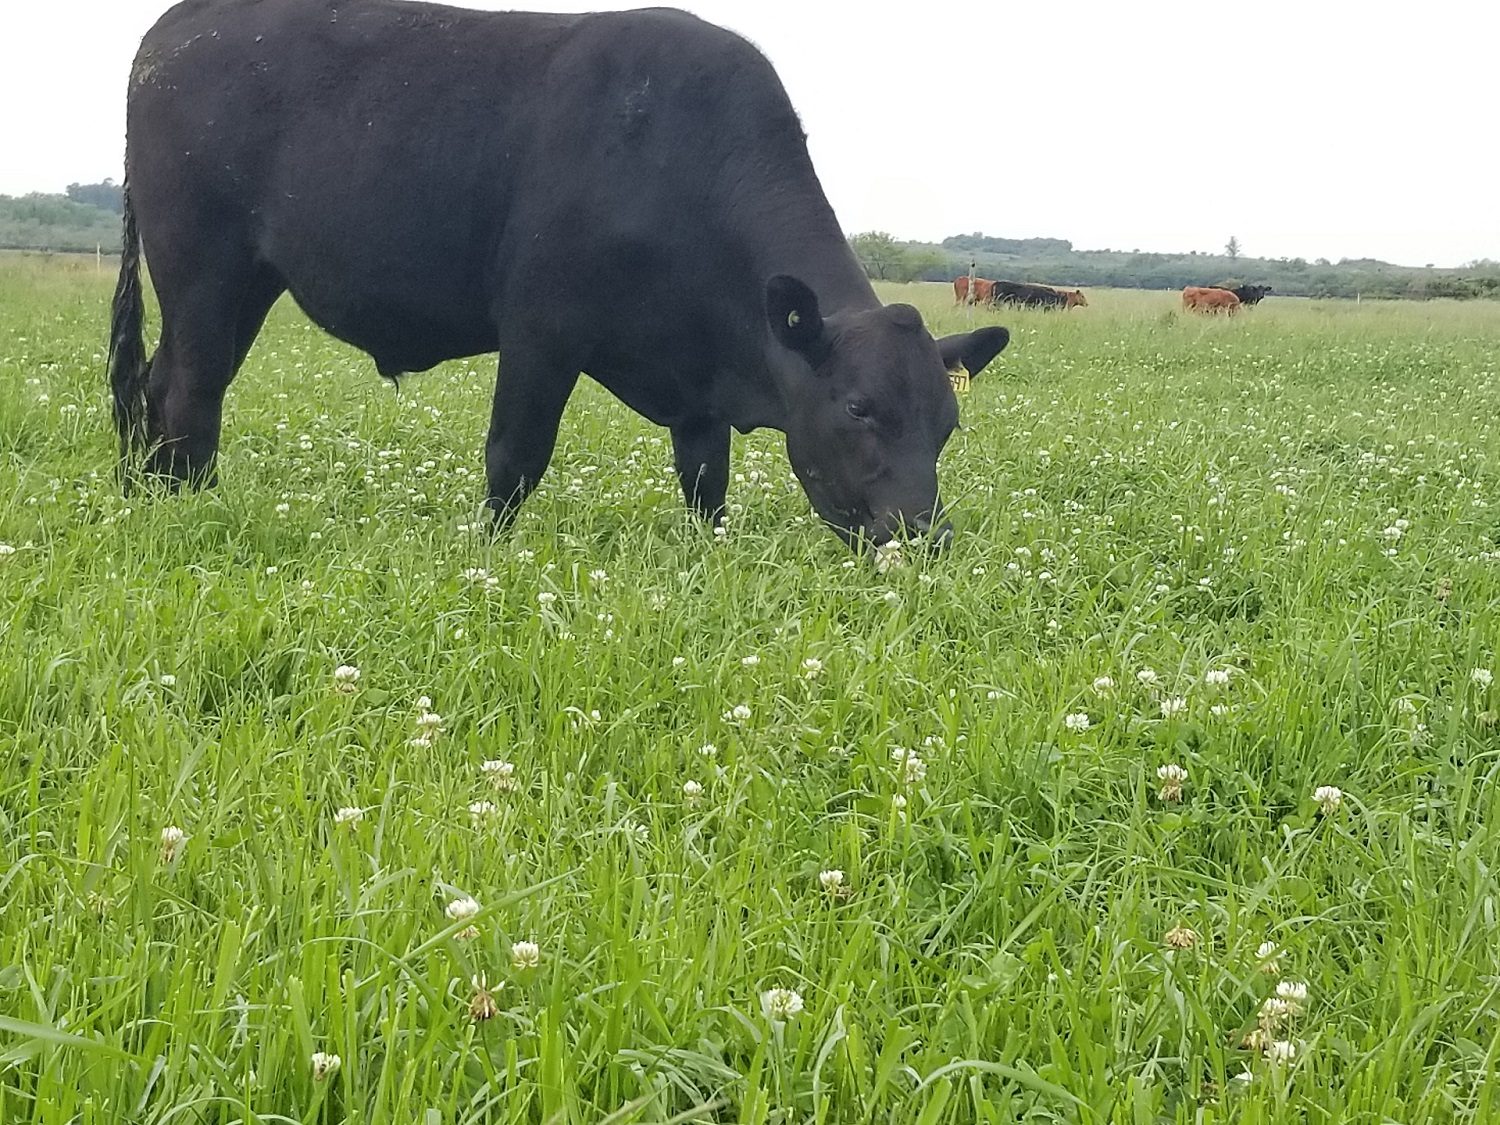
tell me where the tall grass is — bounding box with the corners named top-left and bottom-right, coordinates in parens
top-left (2, 264), bottom-right (1500, 1122)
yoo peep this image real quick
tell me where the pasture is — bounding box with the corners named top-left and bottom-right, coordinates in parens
top-left (3, 255), bottom-right (1500, 1122)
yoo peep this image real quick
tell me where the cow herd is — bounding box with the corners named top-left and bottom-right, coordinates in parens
top-left (957, 275), bottom-right (1274, 318)
top-left (1182, 283), bottom-right (1273, 315)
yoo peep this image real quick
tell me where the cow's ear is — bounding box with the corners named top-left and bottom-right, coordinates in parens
top-left (936, 327), bottom-right (1009, 378)
top-left (766, 275), bottom-right (826, 360)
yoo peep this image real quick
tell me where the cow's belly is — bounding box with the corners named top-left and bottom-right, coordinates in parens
top-left (280, 274), bottom-right (497, 377)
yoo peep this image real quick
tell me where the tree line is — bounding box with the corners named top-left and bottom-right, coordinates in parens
top-left (3, 186), bottom-right (1495, 301)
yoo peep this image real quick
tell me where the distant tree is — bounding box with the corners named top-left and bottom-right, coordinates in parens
top-left (1225, 236), bottom-right (1241, 260)
top-left (65, 179), bottom-right (124, 214)
top-left (848, 231), bottom-right (908, 280)
top-left (848, 232), bottom-right (947, 283)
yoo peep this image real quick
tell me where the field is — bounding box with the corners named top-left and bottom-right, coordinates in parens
top-left (3, 255), bottom-right (1500, 1123)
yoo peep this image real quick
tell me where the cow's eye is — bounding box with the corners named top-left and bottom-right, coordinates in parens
top-left (846, 400), bottom-right (870, 421)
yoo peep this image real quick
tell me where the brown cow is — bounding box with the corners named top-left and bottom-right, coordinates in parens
top-left (1063, 289), bottom-right (1088, 308)
top-left (953, 276), bottom-right (999, 305)
top-left (1183, 286), bottom-right (1241, 315)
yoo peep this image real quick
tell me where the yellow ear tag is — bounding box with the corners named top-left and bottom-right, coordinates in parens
top-left (949, 362), bottom-right (971, 395)
top-left (787, 311), bottom-right (801, 327)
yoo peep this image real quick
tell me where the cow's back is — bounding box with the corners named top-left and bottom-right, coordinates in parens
top-left (125, 0), bottom-right (833, 378)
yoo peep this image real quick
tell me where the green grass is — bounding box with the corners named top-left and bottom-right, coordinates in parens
top-left (3, 260), bottom-right (1500, 1123)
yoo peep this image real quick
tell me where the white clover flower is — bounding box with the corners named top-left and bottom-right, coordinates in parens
top-left (1472, 668), bottom-right (1494, 689)
top-left (158, 673), bottom-right (177, 688)
top-left (1204, 668), bottom-right (1232, 688)
top-left (537, 591), bottom-right (558, 606)
top-left (311, 1051), bottom-right (341, 1081)
top-left (1382, 525), bottom-right (1404, 541)
top-left (1209, 703), bottom-right (1231, 718)
top-left (1137, 668), bottom-right (1159, 687)
top-left (818, 869), bottom-right (845, 894)
top-left (724, 704), bottom-right (752, 723)
top-left (0, 543), bottom-right (16, 560)
top-left (1312, 785), bottom-right (1343, 816)
top-left (873, 541), bottom-right (905, 573)
top-left (333, 806), bottom-right (364, 827)
top-left (741, 654), bottom-right (760, 667)
top-left (468, 974), bottom-right (500, 1022)
top-left (801, 657), bottom-right (823, 678)
top-left (588, 568), bottom-right (608, 583)
top-left (468, 800), bottom-right (499, 823)
top-left (1263, 1039), bottom-right (1298, 1064)
top-left (1156, 763), bottom-right (1187, 802)
top-left (160, 825), bottom-right (187, 863)
top-left (1258, 996), bottom-right (1294, 1029)
top-left (510, 940), bottom-right (541, 971)
top-left (681, 779), bottom-right (704, 805)
top-left (697, 742), bottom-right (718, 758)
top-left (1063, 712), bottom-right (1091, 733)
top-left (1160, 696), bottom-right (1188, 718)
top-left (1163, 924), bottom-right (1198, 950)
top-left (415, 695), bottom-right (433, 711)
top-left (1256, 941), bottom-right (1281, 975)
top-left (481, 760), bottom-right (519, 792)
top-left (761, 987), bottom-right (804, 1021)
top-left (1092, 675), bottom-right (1116, 694)
top-left (671, 656), bottom-right (687, 668)
top-left (890, 747), bottom-right (926, 785)
top-left (446, 896), bottom-right (480, 923)
top-left (1275, 980), bottom-right (1309, 1012)
top-left (333, 664), bottom-right (361, 693)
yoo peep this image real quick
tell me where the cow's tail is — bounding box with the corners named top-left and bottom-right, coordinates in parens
top-left (108, 181), bottom-right (150, 463)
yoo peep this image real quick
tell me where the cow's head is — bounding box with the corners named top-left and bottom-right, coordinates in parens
top-left (765, 275), bottom-right (1007, 551)
top-left (1066, 289), bottom-right (1088, 308)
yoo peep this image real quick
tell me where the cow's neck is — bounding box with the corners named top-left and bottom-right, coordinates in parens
top-left (720, 196), bottom-right (878, 432)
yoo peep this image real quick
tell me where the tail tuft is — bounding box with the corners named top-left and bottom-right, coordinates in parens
top-left (107, 183), bottom-right (149, 464)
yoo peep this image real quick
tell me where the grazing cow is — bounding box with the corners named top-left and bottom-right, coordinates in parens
top-left (938, 326), bottom-right (1011, 392)
top-left (111, 0), bottom-right (1006, 550)
top-left (953, 275), bottom-right (999, 305)
top-left (1183, 286), bottom-right (1242, 314)
top-left (991, 281), bottom-right (1087, 310)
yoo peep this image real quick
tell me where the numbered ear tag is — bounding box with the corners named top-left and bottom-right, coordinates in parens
top-left (949, 362), bottom-right (971, 396)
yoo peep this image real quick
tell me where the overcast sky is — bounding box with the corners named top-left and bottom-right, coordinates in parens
top-left (3, 0), bottom-right (1496, 266)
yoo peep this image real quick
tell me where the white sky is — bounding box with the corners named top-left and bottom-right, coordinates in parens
top-left (2, 0), bottom-right (1496, 267)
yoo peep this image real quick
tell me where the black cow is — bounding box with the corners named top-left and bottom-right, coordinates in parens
top-left (990, 281), bottom-right (1084, 310)
top-left (1211, 284), bottom-right (1273, 306)
top-left (1233, 284), bottom-right (1273, 306)
top-left (109, 0), bottom-right (1007, 550)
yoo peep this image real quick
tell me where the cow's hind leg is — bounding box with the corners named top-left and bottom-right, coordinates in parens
top-left (144, 255), bottom-right (284, 488)
top-left (484, 339), bottom-right (581, 529)
top-left (670, 418), bottom-right (730, 524)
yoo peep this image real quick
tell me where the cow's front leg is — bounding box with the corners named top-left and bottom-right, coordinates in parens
top-left (670, 418), bottom-right (730, 525)
top-left (484, 341), bottom-right (581, 529)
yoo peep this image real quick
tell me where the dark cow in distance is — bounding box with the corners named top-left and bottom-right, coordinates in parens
top-left (1223, 284), bottom-right (1273, 306)
top-left (111, 0), bottom-right (1008, 550)
top-left (992, 281), bottom-right (1088, 310)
